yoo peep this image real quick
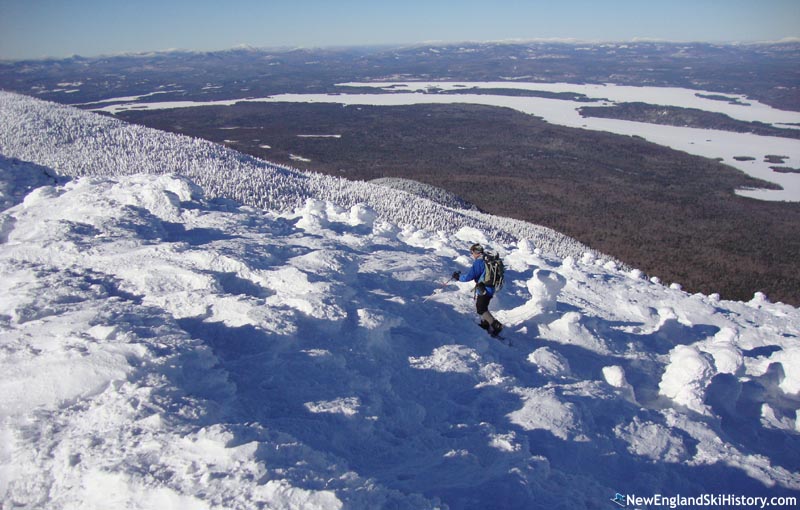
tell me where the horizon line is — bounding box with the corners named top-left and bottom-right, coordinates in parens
top-left (3, 36), bottom-right (799, 63)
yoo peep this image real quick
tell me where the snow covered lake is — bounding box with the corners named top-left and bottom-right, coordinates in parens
top-left (91, 81), bottom-right (800, 202)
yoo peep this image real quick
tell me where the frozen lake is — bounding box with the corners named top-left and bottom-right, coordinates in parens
top-left (93, 81), bottom-right (800, 201)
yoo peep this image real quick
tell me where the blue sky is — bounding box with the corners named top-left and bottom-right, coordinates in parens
top-left (1, 0), bottom-right (798, 60)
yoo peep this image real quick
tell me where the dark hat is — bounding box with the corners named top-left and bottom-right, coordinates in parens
top-left (469, 243), bottom-right (484, 253)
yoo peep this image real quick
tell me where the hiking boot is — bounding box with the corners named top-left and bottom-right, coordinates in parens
top-left (489, 320), bottom-right (504, 337)
top-left (478, 320), bottom-right (491, 331)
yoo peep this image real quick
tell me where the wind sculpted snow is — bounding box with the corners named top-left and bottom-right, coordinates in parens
top-left (1, 166), bottom-right (798, 509)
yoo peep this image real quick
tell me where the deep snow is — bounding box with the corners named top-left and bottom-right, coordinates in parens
top-left (0, 94), bottom-right (799, 509)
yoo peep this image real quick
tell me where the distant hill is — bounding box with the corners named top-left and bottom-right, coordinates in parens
top-left (371, 177), bottom-right (479, 211)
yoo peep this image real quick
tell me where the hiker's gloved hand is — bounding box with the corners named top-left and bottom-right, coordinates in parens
top-left (452, 271), bottom-right (461, 281)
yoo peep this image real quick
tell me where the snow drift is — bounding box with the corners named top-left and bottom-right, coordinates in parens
top-left (1, 93), bottom-right (799, 509)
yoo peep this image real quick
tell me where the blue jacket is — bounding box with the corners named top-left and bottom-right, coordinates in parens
top-left (459, 256), bottom-right (495, 296)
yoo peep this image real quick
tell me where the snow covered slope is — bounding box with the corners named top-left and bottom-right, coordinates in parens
top-left (1, 93), bottom-right (799, 509)
top-left (1, 168), bottom-right (799, 509)
top-left (371, 177), bottom-right (479, 211)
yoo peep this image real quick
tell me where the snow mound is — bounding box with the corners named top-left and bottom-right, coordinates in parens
top-left (539, 311), bottom-right (610, 355)
top-left (0, 154), bottom-right (68, 211)
top-left (659, 345), bottom-right (717, 415)
top-left (507, 387), bottom-right (584, 441)
top-left (614, 417), bottom-right (689, 463)
top-left (499, 269), bottom-right (567, 326)
top-left (528, 347), bottom-right (572, 378)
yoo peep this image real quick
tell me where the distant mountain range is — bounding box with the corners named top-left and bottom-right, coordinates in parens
top-left (2, 41), bottom-right (798, 110)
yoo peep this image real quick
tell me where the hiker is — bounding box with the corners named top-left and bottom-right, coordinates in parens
top-left (452, 243), bottom-right (504, 337)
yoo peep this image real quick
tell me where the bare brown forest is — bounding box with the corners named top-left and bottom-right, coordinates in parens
top-left (118, 102), bottom-right (800, 306)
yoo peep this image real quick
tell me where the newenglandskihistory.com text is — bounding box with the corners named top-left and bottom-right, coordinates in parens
top-left (614, 493), bottom-right (797, 509)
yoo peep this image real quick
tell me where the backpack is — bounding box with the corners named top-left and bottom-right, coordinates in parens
top-left (483, 251), bottom-right (505, 290)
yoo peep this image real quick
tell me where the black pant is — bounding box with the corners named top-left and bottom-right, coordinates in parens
top-left (476, 294), bottom-right (492, 315)
top-left (477, 293), bottom-right (497, 323)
